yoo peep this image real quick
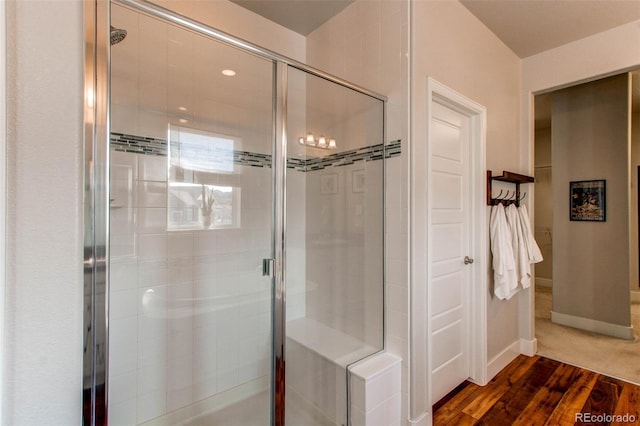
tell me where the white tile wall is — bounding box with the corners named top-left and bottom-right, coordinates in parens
top-left (138, 155), bottom-right (167, 183)
top-left (137, 181), bottom-right (167, 208)
top-left (167, 232), bottom-right (194, 259)
top-left (137, 208), bottom-right (167, 234)
top-left (109, 151), bottom-right (273, 424)
top-left (304, 161), bottom-right (384, 349)
top-left (108, 1), bottom-right (308, 424)
top-left (110, 400), bottom-right (138, 426)
top-left (286, 339), bottom-right (346, 425)
top-left (110, 261), bottom-right (138, 292)
top-left (350, 353), bottom-right (402, 426)
top-left (307, 0), bottom-right (409, 420)
top-left (137, 234), bottom-right (168, 261)
top-left (286, 170), bottom-right (307, 321)
top-left (110, 1), bottom-right (401, 424)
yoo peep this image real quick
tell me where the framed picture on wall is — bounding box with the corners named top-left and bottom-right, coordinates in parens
top-left (352, 169), bottom-right (365, 193)
top-left (570, 180), bottom-right (606, 222)
top-left (320, 173), bottom-right (338, 194)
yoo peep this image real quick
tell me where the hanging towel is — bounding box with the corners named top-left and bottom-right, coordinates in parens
top-left (490, 204), bottom-right (519, 300)
top-left (518, 205), bottom-right (544, 264)
top-left (506, 203), bottom-right (531, 289)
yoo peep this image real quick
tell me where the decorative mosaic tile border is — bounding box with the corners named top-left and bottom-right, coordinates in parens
top-left (110, 133), bottom-right (401, 171)
top-left (111, 133), bottom-right (168, 156)
top-left (287, 157), bottom-right (308, 172)
top-left (386, 139), bottom-right (402, 158)
top-left (232, 150), bottom-right (272, 168)
top-left (304, 140), bottom-right (402, 171)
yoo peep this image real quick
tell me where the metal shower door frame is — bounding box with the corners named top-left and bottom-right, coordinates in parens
top-left (83, 1), bottom-right (387, 425)
top-left (83, 0), bottom-right (110, 424)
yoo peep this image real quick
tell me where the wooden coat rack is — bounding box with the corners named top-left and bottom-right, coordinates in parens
top-left (487, 170), bottom-right (534, 207)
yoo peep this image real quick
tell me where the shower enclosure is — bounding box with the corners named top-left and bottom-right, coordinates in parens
top-left (84, 1), bottom-right (386, 424)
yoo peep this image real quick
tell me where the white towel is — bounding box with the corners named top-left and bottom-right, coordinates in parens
top-left (518, 205), bottom-right (543, 264)
top-left (490, 204), bottom-right (519, 300)
top-left (506, 204), bottom-right (531, 289)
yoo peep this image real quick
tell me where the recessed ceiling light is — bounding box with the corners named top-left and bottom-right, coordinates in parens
top-left (221, 69), bottom-right (236, 77)
top-left (179, 118), bottom-right (188, 124)
top-left (178, 106), bottom-right (187, 111)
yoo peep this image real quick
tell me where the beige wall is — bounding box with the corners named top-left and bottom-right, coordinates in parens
top-left (410, 0), bottom-right (522, 421)
top-left (306, 1), bottom-right (411, 422)
top-left (4, 1), bottom-right (84, 423)
top-left (412, 0), bottom-right (522, 362)
top-left (552, 74), bottom-right (631, 328)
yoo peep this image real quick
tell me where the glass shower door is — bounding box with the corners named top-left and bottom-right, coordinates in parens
top-left (109, 5), bottom-right (275, 424)
top-left (284, 66), bottom-right (385, 425)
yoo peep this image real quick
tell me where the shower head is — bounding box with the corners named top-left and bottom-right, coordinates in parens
top-left (110, 26), bottom-right (127, 46)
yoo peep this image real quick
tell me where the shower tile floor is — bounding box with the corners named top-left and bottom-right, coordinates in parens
top-left (183, 389), bottom-right (335, 426)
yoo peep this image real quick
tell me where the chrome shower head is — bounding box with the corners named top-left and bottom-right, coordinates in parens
top-left (110, 26), bottom-right (127, 46)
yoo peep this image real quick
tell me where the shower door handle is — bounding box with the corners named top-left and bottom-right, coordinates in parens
top-left (263, 258), bottom-right (275, 277)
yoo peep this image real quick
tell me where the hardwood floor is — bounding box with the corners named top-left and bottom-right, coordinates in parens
top-left (433, 355), bottom-right (640, 425)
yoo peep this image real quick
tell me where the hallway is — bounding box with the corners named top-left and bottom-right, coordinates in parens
top-left (535, 286), bottom-right (640, 385)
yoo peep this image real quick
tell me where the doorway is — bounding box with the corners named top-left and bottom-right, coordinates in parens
top-left (428, 79), bottom-right (487, 406)
top-left (533, 70), bottom-right (640, 384)
top-left (410, 78), bottom-right (487, 418)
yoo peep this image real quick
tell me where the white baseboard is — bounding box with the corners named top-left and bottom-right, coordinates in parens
top-left (519, 338), bottom-right (537, 356)
top-left (408, 410), bottom-right (431, 426)
top-left (535, 277), bottom-right (552, 288)
top-left (487, 340), bottom-right (520, 382)
top-left (631, 291), bottom-right (640, 303)
top-left (551, 311), bottom-right (634, 340)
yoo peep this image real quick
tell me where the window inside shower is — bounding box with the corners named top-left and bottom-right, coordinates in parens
top-left (167, 125), bottom-right (241, 230)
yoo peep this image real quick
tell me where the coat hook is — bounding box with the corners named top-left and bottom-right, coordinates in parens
top-left (499, 190), bottom-right (511, 205)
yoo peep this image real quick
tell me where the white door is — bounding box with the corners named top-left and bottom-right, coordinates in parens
top-left (430, 101), bottom-right (472, 403)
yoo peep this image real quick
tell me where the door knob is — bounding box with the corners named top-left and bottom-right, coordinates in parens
top-left (464, 256), bottom-right (474, 265)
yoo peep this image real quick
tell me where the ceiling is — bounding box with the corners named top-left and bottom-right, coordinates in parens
top-left (229, 0), bottom-right (353, 36)
top-left (459, 0), bottom-right (640, 58)
top-left (230, 0), bottom-right (640, 59)
top-left (231, 0), bottom-right (640, 127)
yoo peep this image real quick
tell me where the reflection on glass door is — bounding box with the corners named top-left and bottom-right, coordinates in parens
top-left (109, 5), bottom-right (274, 424)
